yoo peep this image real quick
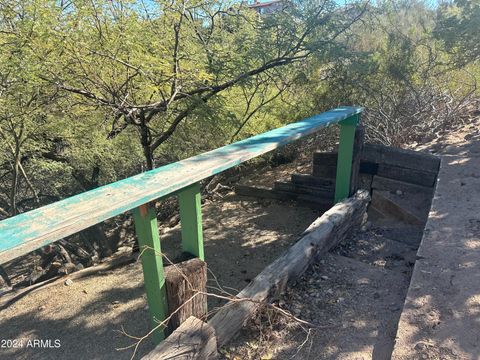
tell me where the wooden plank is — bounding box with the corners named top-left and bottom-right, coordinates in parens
top-left (0, 106), bottom-right (362, 265)
top-left (209, 190), bottom-right (370, 347)
top-left (165, 258), bottom-right (207, 335)
top-left (178, 183), bottom-right (204, 260)
top-left (335, 115), bottom-right (359, 202)
top-left (133, 204), bottom-right (168, 343)
top-left (290, 174), bottom-right (334, 188)
top-left (235, 184), bottom-right (332, 210)
top-left (312, 152), bottom-right (337, 166)
top-left (359, 161), bottom-right (378, 175)
top-left (143, 316), bottom-right (218, 360)
top-left (372, 176), bottom-right (434, 195)
top-left (273, 181), bottom-right (333, 199)
top-left (377, 164), bottom-right (437, 187)
top-left (312, 124), bottom-right (364, 196)
top-left (312, 164), bottom-right (337, 179)
top-left (362, 143), bottom-right (440, 174)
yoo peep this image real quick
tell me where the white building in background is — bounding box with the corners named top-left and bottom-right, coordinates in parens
top-left (247, 0), bottom-right (285, 15)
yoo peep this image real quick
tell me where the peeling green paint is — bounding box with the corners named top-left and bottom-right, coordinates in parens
top-left (0, 106), bottom-right (363, 264)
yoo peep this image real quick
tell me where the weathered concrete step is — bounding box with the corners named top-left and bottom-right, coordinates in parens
top-left (333, 230), bottom-right (417, 275)
top-left (268, 253), bottom-right (410, 359)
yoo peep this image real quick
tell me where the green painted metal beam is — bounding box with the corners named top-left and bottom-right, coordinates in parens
top-left (132, 204), bottom-right (167, 344)
top-left (178, 183), bottom-right (204, 260)
top-left (334, 114), bottom-right (360, 203)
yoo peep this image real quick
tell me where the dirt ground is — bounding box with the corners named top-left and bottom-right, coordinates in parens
top-left (223, 217), bottom-right (422, 360)
top-left (0, 119), bottom-right (478, 360)
top-left (223, 118), bottom-right (480, 360)
top-left (0, 196), bottom-right (319, 360)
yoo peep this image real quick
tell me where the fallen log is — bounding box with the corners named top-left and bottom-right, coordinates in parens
top-left (209, 190), bottom-right (370, 347)
top-left (143, 316), bottom-right (218, 360)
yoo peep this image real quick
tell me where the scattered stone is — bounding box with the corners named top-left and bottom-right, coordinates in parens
top-left (396, 189), bottom-right (404, 196)
top-left (321, 275), bottom-right (329, 280)
top-left (64, 279), bottom-right (73, 286)
top-left (414, 341), bottom-right (433, 351)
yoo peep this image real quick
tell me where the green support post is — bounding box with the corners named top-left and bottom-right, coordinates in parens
top-left (178, 183), bottom-right (204, 260)
top-left (334, 114), bottom-right (359, 203)
top-left (132, 203), bottom-right (167, 344)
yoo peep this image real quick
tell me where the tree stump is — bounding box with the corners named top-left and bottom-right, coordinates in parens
top-left (165, 258), bottom-right (207, 335)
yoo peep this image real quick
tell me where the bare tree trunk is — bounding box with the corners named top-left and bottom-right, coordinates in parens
top-left (0, 266), bottom-right (11, 288)
top-left (139, 113), bottom-right (155, 170)
top-left (9, 151), bottom-right (20, 215)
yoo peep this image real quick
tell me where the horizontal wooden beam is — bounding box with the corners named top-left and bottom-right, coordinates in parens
top-left (0, 106), bottom-right (363, 265)
top-left (372, 175), bottom-right (434, 195)
top-left (235, 184), bottom-right (332, 210)
top-left (362, 143), bottom-right (440, 174)
top-left (377, 164), bottom-right (437, 187)
top-left (273, 181), bottom-right (333, 199)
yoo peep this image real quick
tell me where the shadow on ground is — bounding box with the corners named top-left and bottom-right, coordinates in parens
top-left (0, 196), bottom-right (319, 360)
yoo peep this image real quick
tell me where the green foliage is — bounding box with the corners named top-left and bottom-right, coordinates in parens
top-left (434, 0), bottom-right (480, 65)
top-left (0, 0), bottom-right (478, 217)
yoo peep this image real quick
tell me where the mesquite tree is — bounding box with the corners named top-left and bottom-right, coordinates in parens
top-left (41, 0), bottom-right (366, 169)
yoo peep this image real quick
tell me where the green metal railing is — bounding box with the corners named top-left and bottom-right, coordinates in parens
top-left (0, 106), bottom-right (362, 342)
